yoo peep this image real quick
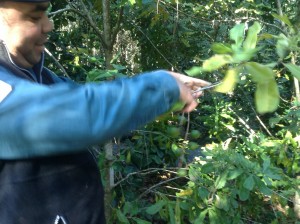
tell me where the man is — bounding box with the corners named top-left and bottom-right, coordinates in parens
top-left (0, 0), bottom-right (210, 223)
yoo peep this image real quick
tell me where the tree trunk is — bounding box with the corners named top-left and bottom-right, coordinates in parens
top-left (102, 0), bottom-right (115, 222)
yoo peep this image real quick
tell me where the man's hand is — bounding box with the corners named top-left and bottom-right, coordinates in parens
top-left (168, 71), bottom-right (211, 113)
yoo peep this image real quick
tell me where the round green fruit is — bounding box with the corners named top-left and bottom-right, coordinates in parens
top-left (190, 130), bottom-right (201, 139)
top-left (167, 126), bottom-right (181, 138)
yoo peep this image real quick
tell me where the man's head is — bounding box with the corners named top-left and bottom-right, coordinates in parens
top-left (0, 0), bottom-right (53, 68)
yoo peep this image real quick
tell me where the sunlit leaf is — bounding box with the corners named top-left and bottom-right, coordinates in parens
top-left (177, 188), bottom-right (193, 197)
top-left (244, 21), bottom-right (261, 50)
top-left (230, 23), bottom-right (245, 47)
top-left (232, 48), bottom-right (257, 63)
top-left (214, 68), bottom-right (239, 93)
top-left (185, 66), bottom-right (203, 76)
top-left (284, 63), bottom-right (300, 81)
top-left (215, 171), bottom-right (228, 189)
top-left (227, 169), bottom-right (243, 180)
top-left (245, 62), bottom-right (275, 83)
top-left (74, 56), bottom-right (80, 66)
top-left (215, 195), bottom-right (229, 212)
top-left (211, 43), bottom-right (233, 54)
top-left (255, 80), bottom-right (280, 114)
top-left (202, 55), bottom-right (232, 72)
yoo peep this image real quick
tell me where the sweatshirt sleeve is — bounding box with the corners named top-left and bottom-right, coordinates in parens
top-left (0, 69), bottom-right (180, 159)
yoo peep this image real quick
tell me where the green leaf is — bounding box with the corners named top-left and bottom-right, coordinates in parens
top-left (230, 23), bottom-right (245, 47)
top-left (276, 34), bottom-right (289, 58)
top-left (262, 155), bottom-right (271, 172)
top-left (211, 43), bottom-right (233, 54)
top-left (194, 209), bottom-right (208, 223)
top-left (146, 200), bottom-right (166, 215)
top-left (215, 195), bottom-right (229, 211)
top-left (255, 80), bottom-right (280, 114)
top-left (244, 21), bottom-right (261, 50)
top-left (243, 175), bottom-right (255, 190)
top-left (132, 218), bottom-right (152, 224)
top-left (232, 48), bottom-right (257, 63)
top-left (245, 62), bottom-right (279, 113)
top-left (167, 203), bottom-right (176, 224)
top-left (185, 66), bottom-right (203, 76)
top-left (208, 208), bottom-right (218, 223)
top-left (239, 187), bottom-right (250, 201)
top-left (272, 13), bottom-right (293, 29)
top-left (202, 54), bottom-right (233, 72)
top-left (214, 68), bottom-right (239, 93)
top-left (255, 177), bottom-right (272, 195)
top-left (175, 200), bottom-right (181, 224)
top-left (170, 101), bottom-right (185, 112)
top-left (227, 169), bottom-right (244, 180)
top-left (245, 62), bottom-right (274, 83)
top-left (215, 171), bottom-right (228, 189)
top-left (116, 210), bottom-right (130, 224)
top-left (284, 63), bottom-right (300, 81)
top-left (264, 168), bottom-right (282, 180)
top-left (201, 163), bottom-right (215, 173)
top-left (198, 187), bottom-right (210, 200)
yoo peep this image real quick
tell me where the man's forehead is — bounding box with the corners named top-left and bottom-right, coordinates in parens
top-left (0, 1), bottom-right (50, 12)
top-left (2, 0), bottom-right (50, 2)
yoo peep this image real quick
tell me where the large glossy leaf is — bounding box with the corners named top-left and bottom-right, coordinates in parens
top-left (284, 63), bottom-right (300, 80)
top-left (243, 22), bottom-right (261, 50)
top-left (245, 62), bottom-right (274, 83)
top-left (245, 62), bottom-right (279, 113)
top-left (214, 68), bottom-right (239, 93)
top-left (202, 55), bottom-right (232, 72)
top-left (255, 80), bottom-right (280, 114)
top-left (230, 23), bottom-right (245, 47)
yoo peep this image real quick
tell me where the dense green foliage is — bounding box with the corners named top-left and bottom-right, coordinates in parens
top-left (46, 0), bottom-right (300, 223)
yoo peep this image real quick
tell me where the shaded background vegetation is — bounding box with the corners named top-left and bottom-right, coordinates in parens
top-left (45, 0), bottom-right (300, 223)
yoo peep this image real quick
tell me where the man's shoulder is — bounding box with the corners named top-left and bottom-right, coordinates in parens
top-left (42, 67), bottom-right (74, 84)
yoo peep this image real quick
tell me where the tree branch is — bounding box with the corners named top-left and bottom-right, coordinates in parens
top-left (44, 47), bottom-right (70, 78)
top-left (111, 6), bottom-right (124, 46)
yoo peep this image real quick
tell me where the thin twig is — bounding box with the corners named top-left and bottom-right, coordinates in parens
top-left (137, 176), bottom-right (183, 200)
top-left (44, 48), bottom-right (70, 78)
top-left (228, 106), bottom-right (256, 136)
top-left (113, 167), bottom-right (186, 188)
top-left (241, 90), bottom-right (273, 137)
